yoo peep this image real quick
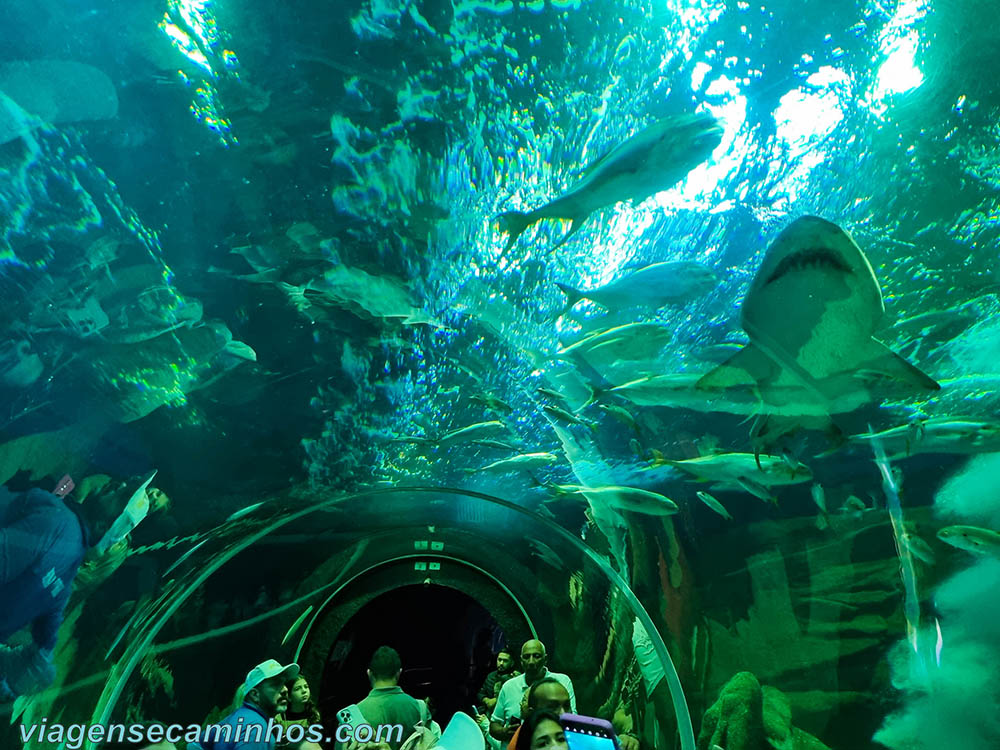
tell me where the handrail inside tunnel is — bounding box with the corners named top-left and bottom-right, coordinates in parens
top-left (32, 485), bottom-right (694, 750)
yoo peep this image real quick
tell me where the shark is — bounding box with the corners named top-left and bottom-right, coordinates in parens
top-left (697, 216), bottom-right (939, 448)
top-left (497, 111), bottom-right (723, 251)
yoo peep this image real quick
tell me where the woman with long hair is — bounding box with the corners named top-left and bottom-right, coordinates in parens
top-left (514, 709), bottom-right (568, 750)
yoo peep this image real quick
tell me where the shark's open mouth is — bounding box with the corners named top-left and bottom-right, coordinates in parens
top-left (764, 246), bottom-right (851, 285)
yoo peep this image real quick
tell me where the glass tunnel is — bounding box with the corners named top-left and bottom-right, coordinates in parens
top-left (7, 487), bottom-right (697, 750)
top-left (2, 1), bottom-right (1000, 750)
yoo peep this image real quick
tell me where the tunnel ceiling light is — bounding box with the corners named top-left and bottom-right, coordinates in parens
top-left (414, 540), bottom-right (429, 550)
top-left (431, 541), bottom-right (444, 551)
top-left (414, 562), bottom-right (427, 571)
top-left (429, 562), bottom-right (441, 570)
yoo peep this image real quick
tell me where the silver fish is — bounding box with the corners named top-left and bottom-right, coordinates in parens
top-left (937, 525), bottom-right (1000, 557)
top-left (599, 403), bottom-right (638, 430)
top-left (665, 452), bottom-right (812, 487)
top-left (530, 539), bottom-right (565, 570)
top-left (553, 484), bottom-right (679, 516)
top-left (696, 491), bottom-right (732, 520)
top-left (902, 533), bottom-right (935, 565)
top-left (542, 404), bottom-right (594, 430)
top-left (469, 452), bottom-right (559, 474)
top-left (471, 439), bottom-right (518, 451)
top-left (470, 393), bottom-right (514, 415)
top-left (810, 483), bottom-right (827, 513)
top-left (555, 322), bottom-right (674, 367)
top-left (850, 418), bottom-right (1000, 459)
top-left (735, 476), bottom-right (778, 505)
top-left (439, 420), bottom-right (509, 445)
top-left (537, 386), bottom-right (568, 402)
top-left (497, 112), bottom-right (723, 250)
top-left (555, 260), bottom-right (717, 316)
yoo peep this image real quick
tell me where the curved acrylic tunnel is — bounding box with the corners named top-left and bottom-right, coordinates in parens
top-left (19, 487), bottom-right (695, 750)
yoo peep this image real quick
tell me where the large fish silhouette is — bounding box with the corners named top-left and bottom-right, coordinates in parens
top-left (697, 216), bottom-right (939, 447)
top-left (497, 111), bottom-right (723, 251)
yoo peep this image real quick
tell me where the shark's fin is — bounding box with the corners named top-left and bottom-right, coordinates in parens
top-left (858, 339), bottom-right (940, 391)
top-left (749, 414), bottom-right (769, 470)
top-left (496, 210), bottom-right (537, 252)
top-left (554, 282), bottom-right (584, 319)
top-left (696, 344), bottom-right (775, 389)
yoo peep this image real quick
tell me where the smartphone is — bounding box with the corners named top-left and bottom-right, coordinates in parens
top-left (560, 713), bottom-right (622, 750)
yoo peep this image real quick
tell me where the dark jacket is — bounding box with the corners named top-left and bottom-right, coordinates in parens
top-left (478, 669), bottom-right (514, 705)
top-left (0, 486), bottom-right (88, 650)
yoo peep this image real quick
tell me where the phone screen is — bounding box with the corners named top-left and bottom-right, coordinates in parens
top-left (564, 728), bottom-right (619, 750)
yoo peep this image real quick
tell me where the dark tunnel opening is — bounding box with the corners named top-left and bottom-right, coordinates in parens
top-left (318, 584), bottom-right (505, 727)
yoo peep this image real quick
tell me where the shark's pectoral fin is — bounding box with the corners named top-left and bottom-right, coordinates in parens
top-left (858, 339), bottom-right (940, 392)
top-left (696, 344), bottom-right (775, 389)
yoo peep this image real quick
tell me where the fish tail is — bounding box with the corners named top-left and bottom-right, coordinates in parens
top-left (522, 346), bottom-right (549, 368)
top-left (649, 448), bottom-right (668, 465)
top-left (496, 210), bottom-right (536, 251)
top-left (576, 383), bottom-right (599, 410)
top-left (553, 282), bottom-right (584, 319)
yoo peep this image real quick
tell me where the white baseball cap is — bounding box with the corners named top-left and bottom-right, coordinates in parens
top-left (244, 659), bottom-right (299, 693)
top-left (436, 712), bottom-right (485, 750)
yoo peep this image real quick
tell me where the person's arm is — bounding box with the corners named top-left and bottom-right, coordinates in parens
top-left (31, 586), bottom-right (70, 652)
top-left (477, 673), bottom-right (494, 704)
top-left (489, 720), bottom-right (517, 743)
top-left (489, 687), bottom-right (515, 742)
top-left (0, 503), bottom-right (51, 585)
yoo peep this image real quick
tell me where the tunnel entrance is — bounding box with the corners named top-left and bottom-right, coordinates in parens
top-left (318, 584), bottom-right (504, 726)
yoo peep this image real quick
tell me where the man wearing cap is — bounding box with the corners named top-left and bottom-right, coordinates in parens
top-left (197, 659), bottom-right (298, 750)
